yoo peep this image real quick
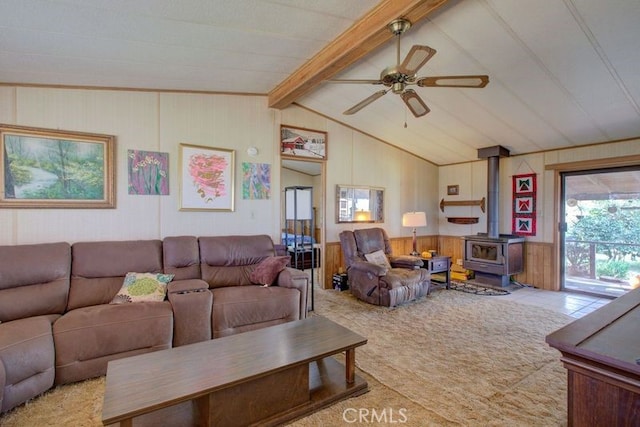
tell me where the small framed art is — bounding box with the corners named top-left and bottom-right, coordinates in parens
top-left (280, 125), bottom-right (327, 160)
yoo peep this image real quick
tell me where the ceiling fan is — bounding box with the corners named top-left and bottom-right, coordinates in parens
top-left (330, 18), bottom-right (489, 117)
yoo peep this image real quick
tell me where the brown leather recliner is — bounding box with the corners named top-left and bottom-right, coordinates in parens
top-left (339, 228), bottom-right (430, 307)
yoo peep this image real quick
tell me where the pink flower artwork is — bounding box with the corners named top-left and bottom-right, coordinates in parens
top-left (188, 153), bottom-right (228, 202)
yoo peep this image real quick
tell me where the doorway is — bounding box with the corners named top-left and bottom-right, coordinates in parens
top-left (281, 159), bottom-right (325, 289)
top-left (561, 167), bottom-right (640, 297)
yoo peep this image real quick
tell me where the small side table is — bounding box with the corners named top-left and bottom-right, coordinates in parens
top-left (420, 256), bottom-right (451, 290)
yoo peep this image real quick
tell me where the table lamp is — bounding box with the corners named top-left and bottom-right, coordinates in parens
top-left (402, 211), bottom-right (427, 256)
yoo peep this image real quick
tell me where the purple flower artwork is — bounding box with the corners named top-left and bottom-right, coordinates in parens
top-left (127, 150), bottom-right (169, 195)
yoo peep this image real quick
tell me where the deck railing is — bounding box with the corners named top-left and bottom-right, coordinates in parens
top-left (565, 239), bottom-right (640, 279)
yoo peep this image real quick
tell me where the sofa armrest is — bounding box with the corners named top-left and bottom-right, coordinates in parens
top-left (167, 279), bottom-right (212, 346)
top-left (275, 268), bottom-right (308, 319)
top-left (389, 255), bottom-right (423, 269)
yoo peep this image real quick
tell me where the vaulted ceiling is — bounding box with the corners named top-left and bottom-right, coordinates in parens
top-left (1, 0), bottom-right (639, 165)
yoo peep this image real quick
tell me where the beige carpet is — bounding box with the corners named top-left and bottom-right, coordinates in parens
top-left (0, 289), bottom-right (572, 426)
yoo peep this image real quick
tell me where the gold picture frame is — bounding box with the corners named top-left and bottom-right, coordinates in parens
top-left (0, 124), bottom-right (116, 208)
top-left (179, 143), bottom-right (235, 211)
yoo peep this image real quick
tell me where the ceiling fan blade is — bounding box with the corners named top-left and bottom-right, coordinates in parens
top-left (400, 45), bottom-right (436, 76)
top-left (400, 89), bottom-right (430, 117)
top-left (417, 75), bottom-right (489, 88)
top-left (328, 79), bottom-right (383, 85)
top-left (343, 90), bottom-right (388, 115)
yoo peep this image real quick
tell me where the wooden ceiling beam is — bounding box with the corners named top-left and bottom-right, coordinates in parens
top-left (267, 0), bottom-right (450, 109)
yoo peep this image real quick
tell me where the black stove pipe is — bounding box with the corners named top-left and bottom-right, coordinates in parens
top-left (487, 155), bottom-right (500, 239)
top-left (477, 145), bottom-right (510, 239)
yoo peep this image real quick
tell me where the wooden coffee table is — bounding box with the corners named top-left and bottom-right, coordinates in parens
top-left (102, 316), bottom-right (368, 426)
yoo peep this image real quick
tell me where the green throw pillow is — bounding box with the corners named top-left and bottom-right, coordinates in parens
top-left (110, 272), bottom-right (174, 304)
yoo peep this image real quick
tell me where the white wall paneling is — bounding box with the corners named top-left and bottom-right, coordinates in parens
top-left (2, 85), bottom-right (639, 246)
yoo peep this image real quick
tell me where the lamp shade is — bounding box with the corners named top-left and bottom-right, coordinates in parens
top-left (285, 187), bottom-right (312, 220)
top-left (355, 210), bottom-right (371, 221)
top-left (402, 211), bottom-right (427, 228)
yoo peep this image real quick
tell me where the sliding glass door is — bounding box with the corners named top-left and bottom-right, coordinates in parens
top-left (561, 167), bottom-right (640, 297)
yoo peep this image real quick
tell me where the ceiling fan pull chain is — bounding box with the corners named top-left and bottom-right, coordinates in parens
top-left (404, 104), bottom-right (408, 128)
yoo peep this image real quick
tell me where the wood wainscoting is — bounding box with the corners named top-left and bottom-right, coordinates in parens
top-left (513, 240), bottom-right (556, 291)
top-left (436, 236), bottom-right (556, 291)
top-left (324, 235), bottom-right (556, 291)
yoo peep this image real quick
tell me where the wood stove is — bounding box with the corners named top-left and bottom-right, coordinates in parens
top-left (463, 145), bottom-right (525, 287)
top-left (463, 234), bottom-right (524, 287)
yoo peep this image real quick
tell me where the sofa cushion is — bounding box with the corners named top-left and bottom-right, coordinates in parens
top-left (110, 272), bottom-right (174, 304)
top-left (53, 302), bottom-right (173, 385)
top-left (0, 315), bottom-right (58, 413)
top-left (68, 240), bottom-right (163, 310)
top-left (199, 235), bottom-right (276, 288)
top-left (354, 227), bottom-right (392, 259)
top-left (211, 286), bottom-right (300, 338)
top-left (163, 236), bottom-right (201, 280)
top-left (249, 256), bottom-right (290, 286)
top-left (0, 242), bottom-right (70, 322)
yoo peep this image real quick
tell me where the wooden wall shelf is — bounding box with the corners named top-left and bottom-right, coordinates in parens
top-left (447, 217), bottom-right (479, 224)
top-left (440, 197), bottom-right (485, 213)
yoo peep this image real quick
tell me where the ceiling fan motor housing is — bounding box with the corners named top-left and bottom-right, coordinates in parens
top-left (381, 66), bottom-right (412, 84)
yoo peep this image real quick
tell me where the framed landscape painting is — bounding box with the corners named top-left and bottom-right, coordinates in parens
top-left (280, 125), bottom-right (327, 160)
top-left (179, 143), bottom-right (235, 211)
top-left (0, 124), bottom-right (116, 208)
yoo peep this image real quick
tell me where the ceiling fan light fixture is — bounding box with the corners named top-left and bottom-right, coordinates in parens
top-left (392, 82), bottom-right (404, 94)
top-left (401, 89), bottom-right (430, 117)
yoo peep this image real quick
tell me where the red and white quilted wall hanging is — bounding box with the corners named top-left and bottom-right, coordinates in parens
top-left (512, 173), bottom-right (536, 236)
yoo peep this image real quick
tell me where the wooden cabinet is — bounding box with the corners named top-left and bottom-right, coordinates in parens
top-left (546, 288), bottom-right (640, 426)
top-left (289, 248), bottom-right (320, 270)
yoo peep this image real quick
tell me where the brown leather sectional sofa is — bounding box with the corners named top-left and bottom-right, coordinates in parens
top-left (0, 234), bottom-right (308, 413)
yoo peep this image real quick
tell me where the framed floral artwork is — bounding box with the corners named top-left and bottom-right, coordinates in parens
top-left (127, 150), bottom-right (169, 195)
top-left (179, 144), bottom-right (235, 211)
top-left (0, 124), bottom-right (115, 208)
top-left (242, 162), bottom-right (271, 200)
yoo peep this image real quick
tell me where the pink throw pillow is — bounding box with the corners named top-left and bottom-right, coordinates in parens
top-left (249, 256), bottom-right (291, 286)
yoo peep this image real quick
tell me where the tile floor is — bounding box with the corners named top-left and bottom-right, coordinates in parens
top-left (499, 285), bottom-right (613, 318)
